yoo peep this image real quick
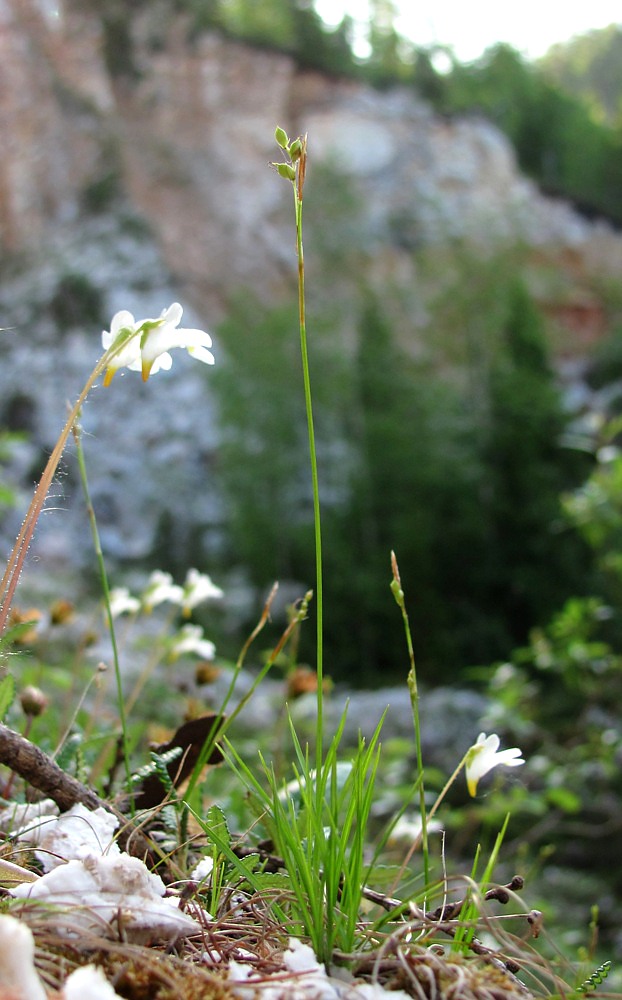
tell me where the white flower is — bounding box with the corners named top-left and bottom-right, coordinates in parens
top-left (169, 623), bottom-right (216, 661)
top-left (181, 568), bottom-right (224, 615)
top-left (101, 309), bottom-right (143, 386)
top-left (465, 732), bottom-right (525, 797)
top-left (141, 570), bottom-right (184, 611)
top-left (387, 814), bottom-right (443, 846)
top-left (101, 302), bottom-right (214, 385)
top-left (108, 586), bottom-right (140, 619)
top-left (139, 302), bottom-right (215, 381)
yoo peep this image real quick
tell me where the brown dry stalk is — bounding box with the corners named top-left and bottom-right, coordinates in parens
top-left (0, 722), bottom-right (103, 811)
top-left (0, 723), bottom-right (153, 858)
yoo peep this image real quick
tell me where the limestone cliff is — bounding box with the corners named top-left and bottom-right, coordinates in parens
top-left (0, 0), bottom-right (620, 575)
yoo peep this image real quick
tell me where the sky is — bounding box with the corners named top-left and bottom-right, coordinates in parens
top-left (314, 0), bottom-right (622, 63)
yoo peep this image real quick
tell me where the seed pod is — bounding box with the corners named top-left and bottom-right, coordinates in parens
top-left (19, 685), bottom-right (49, 718)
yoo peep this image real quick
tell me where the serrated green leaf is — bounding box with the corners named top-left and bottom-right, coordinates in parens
top-left (0, 673), bottom-right (15, 720)
top-left (55, 732), bottom-right (84, 772)
top-left (0, 620), bottom-right (40, 649)
top-left (248, 871), bottom-right (291, 892)
top-left (205, 803), bottom-right (231, 851)
top-left (235, 853), bottom-right (261, 873)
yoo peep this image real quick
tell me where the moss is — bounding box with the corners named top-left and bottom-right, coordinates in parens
top-left (80, 171), bottom-right (122, 215)
top-left (49, 273), bottom-right (105, 331)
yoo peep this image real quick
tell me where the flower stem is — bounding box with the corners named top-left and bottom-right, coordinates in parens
top-left (0, 330), bottom-right (145, 639)
top-left (0, 359), bottom-right (106, 637)
top-left (72, 417), bottom-right (133, 801)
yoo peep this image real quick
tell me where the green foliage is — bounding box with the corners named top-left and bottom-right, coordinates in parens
top-left (541, 25), bottom-right (622, 127)
top-left (440, 44), bottom-right (622, 226)
top-left (475, 478), bottom-right (622, 934)
top-left (222, 707), bottom-right (386, 964)
top-left (576, 959), bottom-right (612, 993)
top-left (564, 424), bottom-right (622, 608)
top-left (0, 430), bottom-right (24, 511)
top-left (0, 675), bottom-right (14, 721)
top-left (174, 0), bottom-right (355, 74)
top-left (211, 300), bottom-right (313, 582)
top-left (80, 170), bottom-right (122, 215)
top-left (49, 273), bottom-right (106, 331)
top-left (212, 273), bottom-right (591, 682)
top-left (478, 280), bottom-right (591, 641)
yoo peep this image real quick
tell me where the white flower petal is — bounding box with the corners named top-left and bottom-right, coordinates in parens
top-left (109, 587), bottom-right (140, 619)
top-left (101, 303), bottom-right (214, 384)
top-left (465, 732), bottom-right (524, 796)
top-left (160, 301), bottom-right (183, 326)
top-left (110, 310), bottom-right (136, 337)
top-left (169, 623), bottom-right (216, 660)
top-left (142, 570), bottom-right (184, 610)
top-left (182, 568), bottom-right (224, 613)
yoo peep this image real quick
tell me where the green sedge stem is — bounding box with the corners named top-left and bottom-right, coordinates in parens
top-left (289, 137), bottom-right (324, 776)
top-left (72, 418), bottom-right (133, 803)
top-left (390, 551), bottom-right (429, 886)
top-left (390, 750), bottom-right (469, 897)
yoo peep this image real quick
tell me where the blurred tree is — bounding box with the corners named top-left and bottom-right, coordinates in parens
top-left (442, 43), bottom-right (622, 225)
top-left (364, 0), bottom-right (415, 86)
top-left (211, 276), bottom-right (592, 684)
top-left (540, 24), bottom-right (622, 127)
top-left (477, 280), bottom-right (592, 641)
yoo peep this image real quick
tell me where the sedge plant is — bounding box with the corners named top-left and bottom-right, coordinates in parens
top-left (201, 128), bottom-right (391, 964)
top-left (202, 127), bottom-right (533, 967)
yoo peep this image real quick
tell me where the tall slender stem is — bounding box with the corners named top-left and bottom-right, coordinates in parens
top-left (391, 550), bottom-right (429, 886)
top-left (0, 359), bottom-right (106, 637)
top-left (274, 129), bottom-right (324, 772)
top-left (0, 326), bottom-right (144, 638)
top-left (72, 418), bottom-right (133, 800)
top-left (292, 161), bottom-right (324, 772)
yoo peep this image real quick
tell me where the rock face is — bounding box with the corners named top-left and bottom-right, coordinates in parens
top-left (3, 1), bottom-right (622, 299)
top-left (1, 0), bottom-right (621, 577)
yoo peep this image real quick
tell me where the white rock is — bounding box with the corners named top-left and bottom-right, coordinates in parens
top-left (229, 938), bottom-right (414, 998)
top-left (0, 797), bottom-right (59, 839)
top-left (34, 803), bottom-right (121, 871)
top-left (12, 852), bottom-right (200, 940)
top-left (63, 963), bottom-right (124, 999)
top-left (0, 800), bottom-right (121, 871)
top-left (0, 914), bottom-right (47, 1000)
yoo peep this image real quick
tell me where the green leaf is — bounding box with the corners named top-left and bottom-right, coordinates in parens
top-left (205, 804), bottom-right (231, 852)
top-left (547, 786), bottom-right (582, 814)
top-left (0, 620), bottom-right (39, 649)
top-left (0, 673), bottom-right (15, 720)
